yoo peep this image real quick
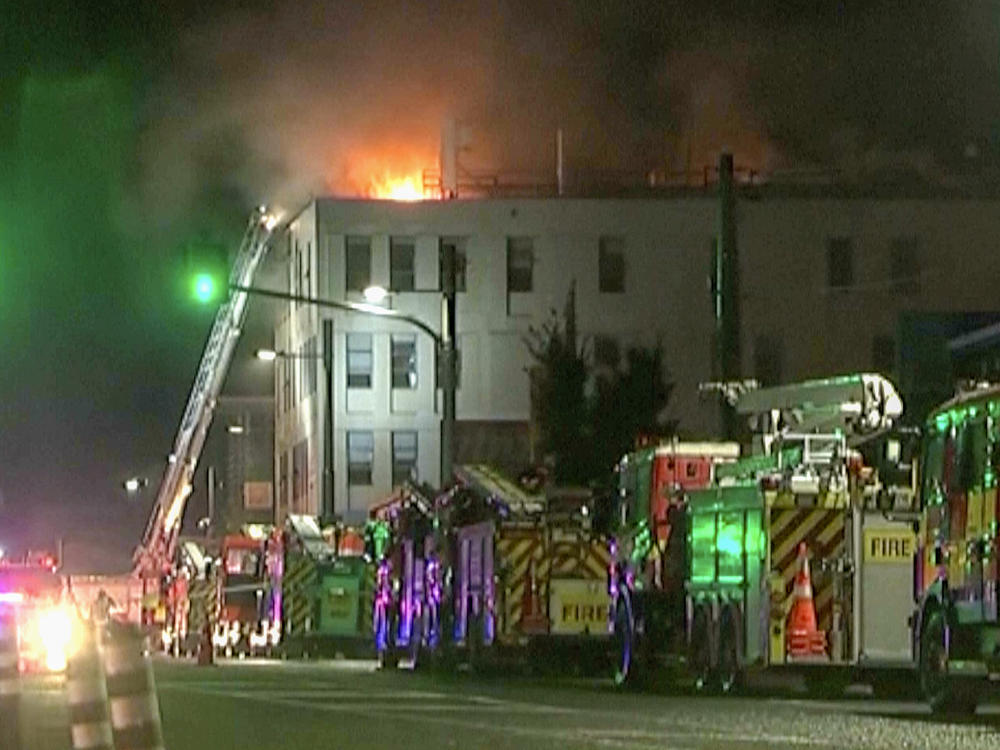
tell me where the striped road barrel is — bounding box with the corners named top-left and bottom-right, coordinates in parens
top-left (67, 619), bottom-right (113, 750)
top-left (0, 605), bottom-right (21, 750)
top-left (101, 623), bottom-right (165, 750)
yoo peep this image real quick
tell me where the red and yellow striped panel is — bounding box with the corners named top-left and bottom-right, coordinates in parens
top-left (496, 531), bottom-right (544, 634)
top-left (769, 508), bottom-right (845, 634)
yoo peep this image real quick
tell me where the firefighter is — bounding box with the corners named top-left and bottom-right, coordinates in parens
top-left (93, 589), bottom-right (113, 625)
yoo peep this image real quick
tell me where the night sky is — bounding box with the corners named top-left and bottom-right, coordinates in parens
top-left (1, 1), bottom-right (998, 572)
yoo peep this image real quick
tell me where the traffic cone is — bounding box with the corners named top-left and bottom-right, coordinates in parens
top-left (519, 561), bottom-right (547, 634)
top-left (785, 542), bottom-right (827, 659)
top-left (101, 622), bottom-right (166, 750)
top-left (67, 619), bottom-right (113, 750)
top-left (0, 605), bottom-right (22, 750)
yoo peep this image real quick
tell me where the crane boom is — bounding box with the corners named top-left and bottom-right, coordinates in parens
top-left (133, 207), bottom-right (277, 577)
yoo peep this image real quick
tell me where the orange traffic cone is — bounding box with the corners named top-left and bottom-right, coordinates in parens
top-left (785, 543), bottom-right (827, 659)
top-left (519, 561), bottom-right (548, 634)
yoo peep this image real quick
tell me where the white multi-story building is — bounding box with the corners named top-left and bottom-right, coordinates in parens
top-left (273, 189), bottom-right (1000, 523)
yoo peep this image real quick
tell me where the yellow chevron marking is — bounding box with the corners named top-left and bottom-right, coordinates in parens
top-left (769, 508), bottom-right (805, 542)
top-left (772, 510), bottom-right (836, 568)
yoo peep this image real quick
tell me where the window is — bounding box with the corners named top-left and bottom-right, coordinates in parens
top-left (872, 335), bottom-right (895, 375)
top-left (593, 336), bottom-right (620, 369)
top-left (292, 440), bottom-right (308, 511)
top-left (507, 237), bottom-right (534, 292)
top-left (392, 431), bottom-right (418, 486)
top-left (281, 357), bottom-right (292, 412)
top-left (390, 237), bottom-right (415, 292)
top-left (753, 334), bottom-right (784, 386)
top-left (439, 239), bottom-right (467, 292)
top-left (345, 236), bottom-right (371, 292)
top-left (278, 450), bottom-right (289, 510)
top-left (347, 333), bottom-right (372, 388)
top-left (889, 237), bottom-right (919, 294)
top-left (304, 337), bottom-right (317, 396)
top-left (391, 335), bottom-right (417, 389)
top-left (827, 237), bottom-right (854, 289)
top-left (598, 236), bottom-right (625, 293)
top-left (347, 431), bottom-right (374, 486)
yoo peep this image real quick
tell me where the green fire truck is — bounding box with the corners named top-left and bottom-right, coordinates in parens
top-left (610, 374), bottom-right (930, 699)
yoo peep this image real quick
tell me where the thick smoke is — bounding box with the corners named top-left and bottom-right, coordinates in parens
top-left (136, 1), bottom-right (1000, 224)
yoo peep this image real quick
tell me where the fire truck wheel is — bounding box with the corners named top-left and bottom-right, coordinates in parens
top-left (689, 605), bottom-right (713, 692)
top-left (717, 606), bottom-right (743, 694)
top-left (919, 609), bottom-right (977, 715)
top-left (612, 591), bottom-right (634, 686)
top-left (410, 613), bottom-right (423, 669)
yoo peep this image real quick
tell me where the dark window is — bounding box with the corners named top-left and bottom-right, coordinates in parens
top-left (346, 236), bottom-right (371, 292)
top-left (391, 335), bottom-right (417, 389)
top-left (292, 440), bottom-right (308, 511)
top-left (347, 333), bottom-right (372, 389)
top-left (872, 335), bottom-right (895, 375)
top-left (439, 238), bottom-right (467, 292)
top-left (390, 237), bottom-right (415, 292)
top-left (889, 237), bottom-right (919, 294)
top-left (507, 237), bottom-right (534, 292)
top-left (598, 236), bottom-right (625, 293)
top-left (593, 336), bottom-right (620, 369)
top-left (305, 337), bottom-right (317, 395)
top-left (347, 431), bottom-right (374, 486)
top-left (753, 334), bottom-right (784, 386)
top-left (391, 431), bottom-right (418, 485)
top-left (278, 450), bottom-right (289, 510)
top-left (922, 429), bottom-right (945, 504)
top-left (281, 357), bottom-right (292, 412)
top-left (827, 237), bottom-right (854, 289)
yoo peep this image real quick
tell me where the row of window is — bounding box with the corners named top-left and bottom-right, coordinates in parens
top-left (347, 430), bottom-right (418, 486)
top-left (346, 237), bottom-right (469, 293)
top-left (347, 333), bottom-right (418, 389)
top-left (826, 236), bottom-right (920, 293)
top-left (343, 236), bottom-right (628, 296)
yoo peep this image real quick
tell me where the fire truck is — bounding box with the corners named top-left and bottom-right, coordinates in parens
top-left (264, 515), bottom-right (372, 658)
top-left (610, 374), bottom-right (931, 698)
top-left (367, 483), bottom-right (439, 668)
top-left (441, 465), bottom-right (611, 671)
top-left (213, 532), bottom-right (268, 655)
top-left (0, 556), bottom-right (73, 673)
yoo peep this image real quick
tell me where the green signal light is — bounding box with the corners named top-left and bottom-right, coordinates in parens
top-left (192, 273), bottom-right (217, 303)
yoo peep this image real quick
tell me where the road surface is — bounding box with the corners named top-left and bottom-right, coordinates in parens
top-left (18, 659), bottom-right (1000, 749)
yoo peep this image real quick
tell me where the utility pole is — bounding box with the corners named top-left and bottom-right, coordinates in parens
top-left (440, 243), bottom-right (458, 486)
top-left (322, 319), bottom-right (335, 521)
top-left (714, 152), bottom-right (741, 440)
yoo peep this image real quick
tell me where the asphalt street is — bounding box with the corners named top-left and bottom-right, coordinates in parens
top-left (17, 659), bottom-right (1000, 750)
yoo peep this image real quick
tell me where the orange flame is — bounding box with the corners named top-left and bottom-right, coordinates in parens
top-left (367, 172), bottom-right (427, 201)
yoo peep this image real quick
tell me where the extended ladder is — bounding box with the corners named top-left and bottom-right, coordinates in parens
top-left (133, 207), bottom-right (278, 577)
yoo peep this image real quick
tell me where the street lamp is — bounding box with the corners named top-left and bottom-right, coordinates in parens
top-left (362, 285), bottom-right (390, 304)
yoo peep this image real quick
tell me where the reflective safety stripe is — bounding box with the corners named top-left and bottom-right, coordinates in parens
top-left (70, 722), bottom-right (114, 750)
top-left (109, 693), bottom-right (161, 726)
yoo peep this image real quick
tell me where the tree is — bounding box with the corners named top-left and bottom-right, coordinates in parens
top-left (590, 343), bottom-right (676, 484)
top-left (525, 282), bottom-right (591, 485)
top-left (526, 283), bottom-right (676, 487)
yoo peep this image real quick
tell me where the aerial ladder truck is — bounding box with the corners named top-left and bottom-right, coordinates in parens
top-left (132, 207), bottom-right (279, 632)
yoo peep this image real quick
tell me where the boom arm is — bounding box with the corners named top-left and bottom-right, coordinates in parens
top-left (133, 208), bottom-right (277, 576)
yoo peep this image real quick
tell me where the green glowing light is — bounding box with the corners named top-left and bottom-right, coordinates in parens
top-left (192, 273), bottom-right (217, 303)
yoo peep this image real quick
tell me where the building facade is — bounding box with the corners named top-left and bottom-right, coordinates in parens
top-left (273, 191), bottom-right (1000, 523)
